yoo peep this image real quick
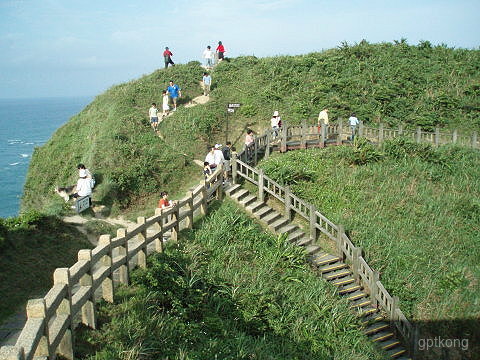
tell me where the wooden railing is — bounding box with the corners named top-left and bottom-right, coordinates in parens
top-left (232, 130), bottom-right (417, 355)
top-left (0, 167), bottom-right (225, 360)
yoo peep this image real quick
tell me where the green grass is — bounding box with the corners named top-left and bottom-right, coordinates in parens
top-left (76, 200), bottom-right (384, 360)
top-left (258, 138), bottom-right (480, 339)
top-left (0, 211), bottom-right (92, 322)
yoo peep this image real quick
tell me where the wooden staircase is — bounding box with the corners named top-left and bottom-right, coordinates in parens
top-left (225, 183), bottom-right (411, 360)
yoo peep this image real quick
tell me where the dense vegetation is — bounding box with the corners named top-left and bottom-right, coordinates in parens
top-left (76, 201), bottom-right (384, 360)
top-left (0, 211), bottom-right (92, 322)
top-left (22, 41), bottom-right (480, 216)
top-left (258, 138), bottom-right (480, 343)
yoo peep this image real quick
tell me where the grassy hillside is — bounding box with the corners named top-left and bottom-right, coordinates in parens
top-left (258, 138), bottom-right (480, 349)
top-left (76, 201), bottom-right (385, 360)
top-left (22, 41), bottom-right (480, 216)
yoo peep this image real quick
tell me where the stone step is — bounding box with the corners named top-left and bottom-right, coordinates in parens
top-left (360, 311), bottom-right (384, 325)
top-left (350, 298), bottom-right (372, 309)
top-left (345, 290), bottom-right (368, 302)
top-left (364, 321), bottom-right (390, 335)
top-left (269, 217), bottom-right (289, 232)
top-left (262, 211), bottom-right (282, 225)
top-left (313, 254), bottom-right (341, 267)
top-left (304, 244), bottom-right (321, 255)
top-left (381, 339), bottom-right (402, 351)
top-left (254, 205), bottom-right (272, 218)
top-left (331, 276), bottom-right (355, 287)
top-left (239, 194), bottom-right (257, 207)
top-left (225, 183), bottom-right (241, 196)
top-left (324, 269), bottom-right (352, 281)
top-left (287, 230), bottom-right (304, 243)
top-left (338, 284), bottom-right (362, 295)
top-left (319, 262), bottom-right (348, 274)
top-left (295, 237), bottom-right (311, 247)
top-left (276, 224), bottom-right (298, 235)
top-left (245, 200), bottom-right (264, 214)
top-left (371, 331), bottom-right (395, 343)
top-left (386, 347), bottom-right (407, 358)
top-left (231, 188), bottom-right (249, 201)
top-left (357, 306), bottom-right (380, 318)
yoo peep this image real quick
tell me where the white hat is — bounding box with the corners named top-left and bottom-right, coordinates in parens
top-left (273, 111), bottom-right (279, 117)
top-left (79, 169), bottom-right (87, 177)
top-left (214, 144), bottom-right (222, 149)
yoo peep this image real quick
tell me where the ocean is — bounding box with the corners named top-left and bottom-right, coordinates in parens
top-left (0, 97), bottom-right (93, 218)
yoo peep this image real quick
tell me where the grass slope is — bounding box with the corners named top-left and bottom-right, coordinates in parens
top-left (22, 42), bottom-right (480, 217)
top-left (76, 200), bottom-right (384, 360)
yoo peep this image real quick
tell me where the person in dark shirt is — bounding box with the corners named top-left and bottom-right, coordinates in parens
top-left (163, 47), bottom-right (175, 68)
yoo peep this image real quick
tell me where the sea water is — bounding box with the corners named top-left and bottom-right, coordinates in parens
top-left (0, 97), bottom-right (92, 218)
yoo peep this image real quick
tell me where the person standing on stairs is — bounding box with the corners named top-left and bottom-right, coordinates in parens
top-left (166, 80), bottom-right (181, 111)
top-left (163, 47), bottom-right (175, 68)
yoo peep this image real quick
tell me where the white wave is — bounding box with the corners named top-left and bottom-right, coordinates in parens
top-left (8, 140), bottom-right (23, 144)
top-left (25, 142), bottom-right (34, 145)
top-left (20, 154), bottom-right (29, 158)
top-left (9, 162), bottom-right (20, 166)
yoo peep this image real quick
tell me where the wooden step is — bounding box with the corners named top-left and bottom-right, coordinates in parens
top-left (225, 184), bottom-right (241, 196)
top-left (305, 244), bottom-right (320, 255)
top-left (364, 321), bottom-right (390, 335)
top-left (346, 291), bottom-right (368, 302)
top-left (350, 298), bottom-right (371, 309)
top-left (239, 194), bottom-right (257, 207)
top-left (324, 269), bottom-right (352, 281)
top-left (276, 224), bottom-right (297, 235)
top-left (357, 306), bottom-right (379, 317)
top-left (313, 254), bottom-right (341, 267)
top-left (386, 347), bottom-right (407, 358)
top-left (269, 217), bottom-right (289, 231)
top-left (331, 276), bottom-right (355, 287)
top-left (262, 211), bottom-right (282, 224)
top-left (360, 311), bottom-right (384, 325)
top-left (319, 262), bottom-right (348, 274)
top-left (381, 339), bottom-right (401, 350)
top-left (245, 201), bottom-right (264, 213)
top-left (231, 188), bottom-right (249, 201)
top-left (254, 205), bottom-right (272, 218)
top-left (338, 284), bottom-right (361, 295)
top-left (295, 237), bottom-right (311, 247)
top-left (287, 230), bottom-right (304, 243)
top-left (371, 331), bottom-right (394, 343)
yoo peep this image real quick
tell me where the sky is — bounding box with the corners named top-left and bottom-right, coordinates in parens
top-left (0, 0), bottom-right (479, 99)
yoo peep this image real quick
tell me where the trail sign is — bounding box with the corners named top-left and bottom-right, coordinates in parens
top-left (228, 103), bottom-right (241, 108)
top-left (227, 108), bottom-right (235, 113)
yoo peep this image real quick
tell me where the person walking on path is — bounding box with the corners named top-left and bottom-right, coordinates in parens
top-left (216, 41), bottom-right (225, 63)
top-left (349, 113), bottom-right (360, 141)
top-left (271, 111), bottom-right (280, 138)
top-left (167, 80), bottom-right (182, 111)
top-left (77, 163), bottom-right (95, 188)
top-left (244, 129), bottom-right (255, 162)
top-left (318, 108), bottom-right (329, 132)
top-left (71, 169), bottom-right (93, 208)
top-left (203, 45), bottom-right (214, 68)
top-left (161, 90), bottom-right (170, 119)
top-left (202, 72), bottom-right (212, 96)
top-left (163, 47), bottom-right (175, 68)
top-left (148, 103), bottom-right (159, 132)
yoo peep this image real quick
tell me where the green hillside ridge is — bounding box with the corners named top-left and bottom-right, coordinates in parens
top-left (22, 41), bottom-right (480, 216)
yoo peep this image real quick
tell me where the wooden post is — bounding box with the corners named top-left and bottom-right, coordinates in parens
top-left (358, 121), bottom-right (364, 138)
top-left (398, 123), bottom-right (404, 136)
top-left (265, 131), bottom-right (271, 159)
top-left (352, 247), bottom-right (362, 282)
top-left (231, 153), bottom-right (238, 184)
top-left (186, 191), bottom-right (194, 229)
top-left (27, 298), bottom-right (50, 358)
top-left (284, 186), bottom-right (292, 221)
top-left (391, 296), bottom-right (400, 320)
top-left (258, 169), bottom-right (265, 202)
top-left (320, 123), bottom-right (326, 148)
top-left (200, 186), bottom-right (207, 216)
top-left (0, 346), bottom-right (24, 360)
top-left (53, 268), bottom-right (74, 360)
top-left (416, 127), bottom-right (422, 143)
top-left (378, 123), bottom-right (384, 145)
top-left (136, 217), bottom-right (147, 269)
top-left (253, 138), bottom-right (258, 164)
top-left (98, 234), bottom-right (114, 303)
top-left (281, 121), bottom-right (287, 152)
top-left (336, 118), bottom-right (343, 145)
top-left (301, 119), bottom-right (307, 149)
top-left (216, 164), bottom-right (224, 201)
top-left (309, 204), bottom-right (317, 242)
top-left (336, 224), bottom-right (345, 260)
top-left (116, 228), bottom-right (129, 284)
top-left (472, 131), bottom-right (478, 148)
top-left (435, 127), bottom-right (440, 146)
top-left (171, 205), bottom-right (179, 242)
top-left (452, 129), bottom-right (458, 143)
top-left (371, 270), bottom-right (380, 307)
top-left (154, 208), bottom-right (164, 253)
top-left (78, 249), bottom-right (96, 329)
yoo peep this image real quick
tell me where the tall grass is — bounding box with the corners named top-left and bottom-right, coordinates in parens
top-left (76, 201), bottom-right (384, 360)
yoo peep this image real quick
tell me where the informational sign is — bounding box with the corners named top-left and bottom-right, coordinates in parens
top-left (227, 108), bottom-right (235, 113)
top-left (228, 103), bottom-right (241, 108)
top-left (76, 196), bottom-right (91, 213)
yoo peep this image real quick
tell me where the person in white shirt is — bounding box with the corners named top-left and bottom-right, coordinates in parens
top-left (203, 46), bottom-right (214, 69)
top-left (349, 113), bottom-right (360, 140)
top-left (148, 103), bottom-right (159, 132)
top-left (318, 108), bottom-right (329, 126)
top-left (271, 111), bottom-right (280, 138)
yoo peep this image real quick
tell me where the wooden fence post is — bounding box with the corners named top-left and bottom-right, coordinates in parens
top-left (27, 298), bottom-right (50, 358)
top-left (320, 123), bottom-right (326, 148)
top-left (98, 234), bottom-right (114, 303)
top-left (435, 127), bottom-right (440, 146)
top-left (171, 205), bottom-right (179, 242)
top-left (398, 123), bottom-right (404, 136)
top-left (336, 118), bottom-right (343, 145)
top-left (116, 228), bottom-right (129, 284)
top-left (452, 129), bottom-right (458, 143)
top-left (253, 138), bottom-right (258, 164)
top-left (216, 165), bottom-right (224, 201)
top-left (231, 153), bottom-right (238, 184)
top-left (258, 169), bottom-right (265, 202)
top-left (309, 204), bottom-right (317, 242)
top-left (301, 119), bottom-right (307, 149)
top-left (154, 208), bottom-right (164, 253)
top-left (284, 186), bottom-right (292, 221)
top-left (78, 249), bottom-right (96, 329)
top-left (200, 186), bottom-right (208, 216)
top-left (281, 121), bottom-right (287, 152)
top-left (0, 346), bottom-right (24, 360)
top-left (370, 270), bottom-right (380, 307)
top-left (136, 217), bottom-right (147, 269)
top-left (391, 296), bottom-right (400, 320)
top-left (416, 127), bottom-right (422, 143)
top-left (378, 123), bottom-right (384, 144)
top-left (352, 247), bottom-right (362, 282)
top-left (265, 131), bottom-right (271, 159)
top-left (336, 224), bottom-right (345, 260)
top-left (472, 131), bottom-right (478, 149)
top-left (186, 191), bottom-right (194, 229)
top-left (53, 268), bottom-right (74, 360)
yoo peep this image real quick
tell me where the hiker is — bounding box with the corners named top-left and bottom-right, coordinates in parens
top-left (349, 113), bottom-right (360, 141)
top-left (161, 90), bottom-right (170, 119)
top-left (245, 129), bottom-right (255, 162)
top-left (202, 72), bottom-right (212, 96)
top-left (166, 80), bottom-right (182, 111)
top-left (148, 102), bottom-right (159, 132)
top-left (71, 169), bottom-right (92, 208)
top-left (163, 47), bottom-right (174, 68)
top-left (203, 45), bottom-right (214, 68)
top-left (214, 143), bottom-right (225, 167)
top-left (205, 145), bottom-right (218, 170)
top-left (203, 161), bottom-right (212, 187)
top-left (222, 141), bottom-right (232, 182)
top-left (216, 41), bottom-right (225, 62)
top-left (77, 163), bottom-right (95, 188)
top-left (271, 111), bottom-right (280, 138)
top-left (157, 191), bottom-right (176, 209)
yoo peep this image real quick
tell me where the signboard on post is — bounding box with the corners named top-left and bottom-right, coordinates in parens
top-left (228, 103), bottom-right (241, 108)
top-left (225, 103), bottom-right (241, 143)
top-left (227, 108), bottom-right (235, 113)
top-left (76, 196), bottom-right (91, 213)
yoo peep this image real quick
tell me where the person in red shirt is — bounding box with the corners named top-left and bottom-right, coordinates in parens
top-left (216, 41), bottom-right (225, 62)
top-left (163, 47), bottom-right (175, 68)
top-left (157, 191), bottom-right (175, 209)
